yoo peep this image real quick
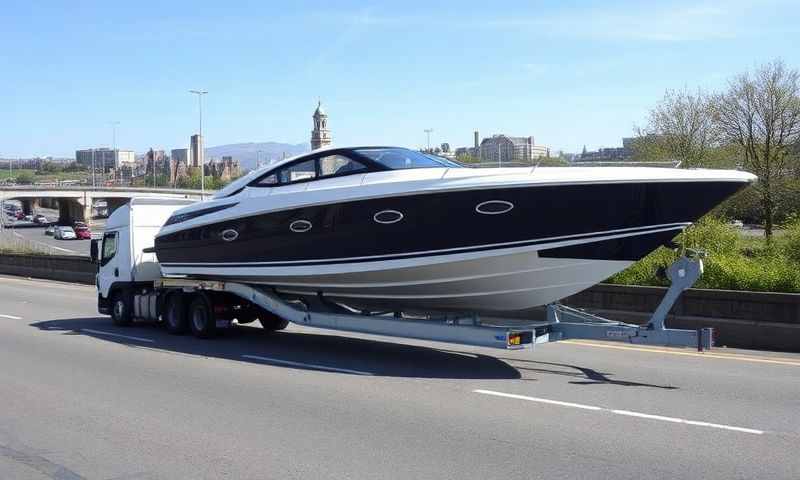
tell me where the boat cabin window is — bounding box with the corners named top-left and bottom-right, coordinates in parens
top-left (279, 159), bottom-right (316, 183)
top-left (319, 155), bottom-right (367, 177)
top-left (255, 153), bottom-right (368, 186)
top-left (354, 148), bottom-right (458, 170)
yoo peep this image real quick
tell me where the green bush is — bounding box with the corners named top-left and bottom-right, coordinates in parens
top-left (606, 216), bottom-right (800, 292)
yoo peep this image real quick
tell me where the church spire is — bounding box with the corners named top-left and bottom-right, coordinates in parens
top-left (311, 100), bottom-right (331, 150)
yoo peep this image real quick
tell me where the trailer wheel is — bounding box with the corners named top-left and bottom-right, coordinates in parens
top-left (258, 310), bottom-right (289, 332)
top-left (189, 293), bottom-right (217, 339)
top-left (110, 290), bottom-right (133, 326)
top-left (164, 293), bottom-right (189, 335)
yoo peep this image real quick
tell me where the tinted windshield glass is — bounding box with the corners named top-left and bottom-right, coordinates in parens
top-left (355, 148), bottom-right (460, 170)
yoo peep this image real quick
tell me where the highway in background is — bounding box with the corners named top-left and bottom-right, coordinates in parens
top-left (2, 205), bottom-right (103, 256)
top-left (0, 275), bottom-right (798, 479)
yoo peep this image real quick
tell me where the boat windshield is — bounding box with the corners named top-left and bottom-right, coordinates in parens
top-left (354, 148), bottom-right (462, 170)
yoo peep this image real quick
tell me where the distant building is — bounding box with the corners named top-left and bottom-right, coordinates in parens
top-left (76, 148), bottom-right (135, 171)
top-left (145, 149), bottom-right (168, 176)
top-left (576, 136), bottom-right (657, 162)
top-left (169, 148), bottom-right (191, 186)
top-left (171, 148), bottom-right (191, 165)
top-left (190, 134), bottom-right (203, 168)
top-left (208, 155), bottom-right (241, 181)
top-left (479, 135), bottom-right (535, 164)
top-left (311, 101), bottom-right (332, 150)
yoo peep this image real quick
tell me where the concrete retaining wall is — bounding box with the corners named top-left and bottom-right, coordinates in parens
top-left (0, 253), bottom-right (95, 284)
top-left (564, 284), bottom-right (800, 352)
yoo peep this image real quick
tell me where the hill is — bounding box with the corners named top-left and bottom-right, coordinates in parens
top-left (205, 142), bottom-right (309, 171)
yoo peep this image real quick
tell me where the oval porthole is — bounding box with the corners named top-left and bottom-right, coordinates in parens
top-left (373, 210), bottom-right (404, 225)
top-left (475, 200), bottom-right (514, 215)
top-left (290, 219), bottom-right (313, 233)
top-left (220, 229), bottom-right (239, 242)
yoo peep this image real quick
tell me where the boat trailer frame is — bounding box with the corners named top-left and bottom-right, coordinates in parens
top-left (158, 254), bottom-right (712, 351)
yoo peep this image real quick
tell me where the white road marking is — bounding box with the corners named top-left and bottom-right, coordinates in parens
top-left (82, 328), bottom-right (155, 343)
top-left (0, 314), bottom-right (23, 320)
top-left (473, 389), bottom-right (764, 435)
top-left (242, 354), bottom-right (373, 375)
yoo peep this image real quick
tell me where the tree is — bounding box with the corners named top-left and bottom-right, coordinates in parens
top-left (15, 171), bottom-right (35, 184)
top-left (713, 60), bottom-right (800, 237)
top-left (637, 87), bottom-right (714, 168)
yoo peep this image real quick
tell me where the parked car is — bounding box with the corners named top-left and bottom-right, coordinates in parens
top-left (23, 214), bottom-right (34, 222)
top-left (73, 221), bottom-right (88, 229)
top-left (54, 226), bottom-right (76, 240)
top-left (75, 226), bottom-right (92, 240)
top-left (45, 225), bottom-right (56, 236)
top-left (730, 219), bottom-right (744, 228)
top-left (33, 214), bottom-right (47, 224)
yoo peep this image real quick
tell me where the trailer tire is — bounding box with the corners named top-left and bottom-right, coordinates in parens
top-left (189, 293), bottom-right (217, 339)
top-left (258, 310), bottom-right (289, 332)
top-left (164, 293), bottom-right (189, 335)
top-left (110, 290), bottom-right (133, 326)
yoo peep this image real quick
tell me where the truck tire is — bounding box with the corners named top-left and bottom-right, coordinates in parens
top-left (164, 293), bottom-right (189, 335)
top-left (189, 293), bottom-right (217, 339)
top-left (258, 310), bottom-right (289, 332)
top-left (110, 290), bottom-right (133, 326)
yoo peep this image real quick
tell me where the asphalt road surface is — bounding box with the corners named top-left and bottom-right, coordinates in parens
top-left (1, 275), bottom-right (799, 479)
top-left (2, 208), bottom-right (105, 256)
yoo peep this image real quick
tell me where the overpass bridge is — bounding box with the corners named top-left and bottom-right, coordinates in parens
top-left (0, 186), bottom-right (210, 225)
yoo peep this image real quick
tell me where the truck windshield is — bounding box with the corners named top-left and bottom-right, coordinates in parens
top-left (101, 232), bottom-right (118, 266)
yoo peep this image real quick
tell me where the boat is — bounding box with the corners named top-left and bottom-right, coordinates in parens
top-left (154, 146), bottom-right (756, 313)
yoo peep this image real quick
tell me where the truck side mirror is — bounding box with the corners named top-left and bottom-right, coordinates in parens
top-left (90, 239), bottom-right (99, 264)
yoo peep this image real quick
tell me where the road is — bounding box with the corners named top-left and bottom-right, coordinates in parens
top-left (2, 207), bottom-right (105, 256)
top-left (0, 275), bottom-right (799, 479)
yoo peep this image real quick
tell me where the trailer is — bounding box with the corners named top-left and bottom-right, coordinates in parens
top-left (93, 198), bottom-right (713, 352)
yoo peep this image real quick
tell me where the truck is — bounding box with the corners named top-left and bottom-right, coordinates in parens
top-left (92, 197), bottom-right (713, 351)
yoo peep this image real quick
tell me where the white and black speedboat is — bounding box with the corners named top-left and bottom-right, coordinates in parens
top-left (154, 146), bottom-right (755, 312)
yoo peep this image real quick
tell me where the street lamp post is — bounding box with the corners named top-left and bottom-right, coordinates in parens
top-left (424, 128), bottom-right (433, 152)
top-left (110, 121), bottom-right (120, 185)
top-left (189, 89), bottom-right (208, 199)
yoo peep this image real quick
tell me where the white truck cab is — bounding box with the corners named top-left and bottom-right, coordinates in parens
top-left (94, 197), bottom-right (195, 317)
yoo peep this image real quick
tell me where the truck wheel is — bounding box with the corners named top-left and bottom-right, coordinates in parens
top-left (258, 310), bottom-right (289, 332)
top-left (189, 293), bottom-right (217, 339)
top-left (110, 291), bottom-right (133, 326)
top-left (164, 293), bottom-right (189, 335)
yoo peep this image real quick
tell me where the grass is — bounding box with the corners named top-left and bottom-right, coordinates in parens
top-left (607, 217), bottom-right (800, 293)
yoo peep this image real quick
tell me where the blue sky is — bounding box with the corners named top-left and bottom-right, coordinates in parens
top-left (2, 0), bottom-right (799, 158)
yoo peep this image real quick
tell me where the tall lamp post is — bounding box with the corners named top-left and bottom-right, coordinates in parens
top-left (110, 121), bottom-right (120, 185)
top-left (189, 89), bottom-right (208, 199)
top-left (424, 128), bottom-right (433, 152)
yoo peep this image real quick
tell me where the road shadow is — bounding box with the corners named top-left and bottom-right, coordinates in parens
top-left (497, 357), bottom-right (678, 389)
top-left (30, 317), bottom-right (523, 380)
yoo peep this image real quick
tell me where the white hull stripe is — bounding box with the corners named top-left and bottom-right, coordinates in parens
top-left (161, 222), bottom-right (689, 268)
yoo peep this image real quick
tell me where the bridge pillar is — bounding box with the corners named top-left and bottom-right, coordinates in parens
top-left (57, 198), bottom-right (92, 225)
top-left (21, 199), bottom-right (40, 214)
